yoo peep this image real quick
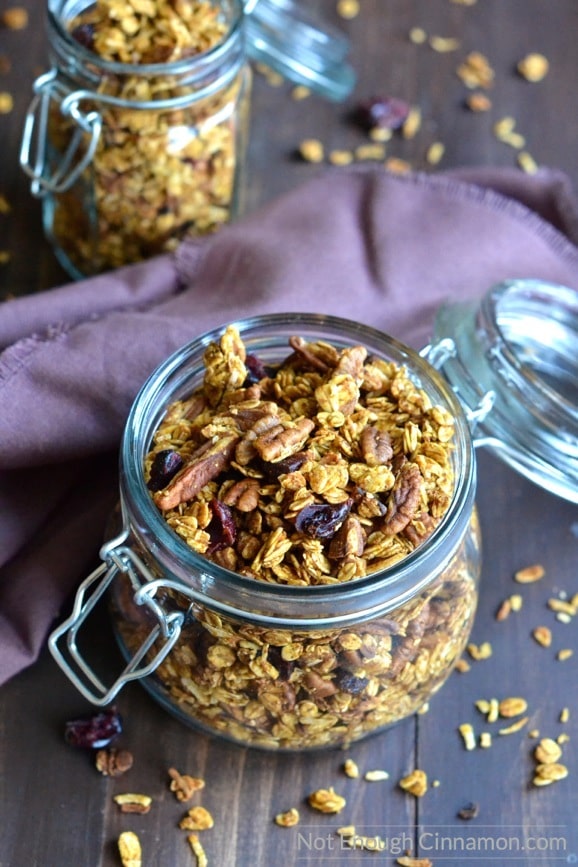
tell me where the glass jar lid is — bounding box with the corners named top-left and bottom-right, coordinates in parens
top-left (424, 279), bottom-right (578, 504)
top-left (244, 0), bottom-right (355, 101)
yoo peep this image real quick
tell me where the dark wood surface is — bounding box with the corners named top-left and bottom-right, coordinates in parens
top-left (1, 2), bottom-right (577, 867)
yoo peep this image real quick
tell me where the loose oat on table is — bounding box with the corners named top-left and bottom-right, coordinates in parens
top-left (336, 0), bottom-right (360, 20)
top-left (517, 53), bottom-right (549, 82)
top-left (426, 142), bottom-right (445, 166)
top-left (274, 807), bottom-right (300, 827)
top-left (168, 767), bottom-right (205, 801)
top-left (534, 738), bottom-right (562, 764)
top-left (560, 707), bottom-right (570, 723)
top-left (557, 649), bottom-right (574, 662)
top-left (187, 833), bottom-right (208, 867)
top-left (179, 805), bottom-right (215, 831)
top-left (533, 762), bottom-right (568, 786)
top-left (118, 831), bottom-right (142, 867)
top-left (364, 769), bottom-right (389, 781)
top-left (458, 722), bottom-right (476, 751)
top-left (532, 625), bottom-right (552, 647)
top-left (465, 92), bottom-right (492, 112)
top-left (308, 786), bottom-right (346, 814)
top-left (0, 92), bottom-right (14, 114)
top-left (456, 52), bottom-right (495, 89)
top-left (113, 792), bottom-right (153, 814)
top-left (343, 758), bottom-right (359, 778)
top-left (467, 641), bottom-right (492, 660)
top-left (399, 769), bottom-right (428, 796)
top-left (548, 598), bottom-right (577, 617)
top-left (299, 138), bottom-right (325, 163)
top-left (498, 697), bottom-right (528, 718)
top-left (429, 36), bottom-right (460, 53)
top-left (1, 6), bottom-right (29, 29)
top-left (396, 857), bottom-right (433, 867)
top-left (514, 563), bottom-right (544, 583)
top-left (118, 326), bottom-right (478, 749)
top-left (498, 716), bottom-right (529, 735)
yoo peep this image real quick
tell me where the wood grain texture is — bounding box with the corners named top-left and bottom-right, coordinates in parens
top-left (0, 2), bottom-right (577, 866)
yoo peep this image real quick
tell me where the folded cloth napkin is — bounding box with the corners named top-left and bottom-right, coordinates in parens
top-left (1, 164), bottom-right (578, 686)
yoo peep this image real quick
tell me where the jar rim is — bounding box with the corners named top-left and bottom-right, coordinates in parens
top-left (47, 0), bottom-right (245, 79)
top-left (119, 313), bottom-right (477, 626)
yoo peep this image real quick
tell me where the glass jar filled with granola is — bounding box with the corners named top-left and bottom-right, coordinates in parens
top-left (20, 0), bottom-right (354, 278)
top-left (50, 314), bottom-right (481, 750)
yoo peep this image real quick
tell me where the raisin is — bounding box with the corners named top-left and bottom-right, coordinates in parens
top-left (206, 498), bottom-right (236, 553)
top-left (64, 706), bottom-right (122, 749)
top-left (295, 500), bottom-right (352, 540)
top-left (267, 646), bottom-right (295, 680)
top-left (147, 449), bottom-right (183, 491)
top-left (334, 668), bottom-right (369, 695)
top-left (244, 353), bottom-right (273, 385)
top-left (258, 451), bottom-right (310, 480)
top-left (355, 96), bottom-right (411, 131)
top-left (71, 23), bottom-right (95, 50)
top-left (457, 802), bottom-right (480, 820)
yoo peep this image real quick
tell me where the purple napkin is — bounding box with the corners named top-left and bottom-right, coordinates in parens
top-left (1, 165), bottom-right (578, 686)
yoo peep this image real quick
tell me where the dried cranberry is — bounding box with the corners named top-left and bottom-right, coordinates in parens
top-left (147, 449), bottom-right (183, 491)
top-left (334, 668), bottom-right (369, 695)
top-left (71, 23), bottom-right (95, 50)
top-left (295, 500), bottom-right (352, 540)
top-left (355, 96), bottom-right (411, 131)
top-left (64, 706), bottom-right (122, 749)
top-left (206, 498), bottom-right (237, 553)
top-left (267, 646), bottom-right (295, 680)
top-left (258, 451), bottom-right (309, 480)
top-left (244, 353), bottom-right (273, 385)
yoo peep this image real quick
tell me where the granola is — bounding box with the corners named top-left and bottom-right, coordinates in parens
top-left (47, 0), bottom-right (249, 275)
top-left (115, 326), bottom-right (478, 749)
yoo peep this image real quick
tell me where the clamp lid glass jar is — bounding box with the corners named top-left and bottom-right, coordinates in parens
top-left (20, 0), bottom-right (355, 278)
top-left (50, 313), bottom-right (481, 750)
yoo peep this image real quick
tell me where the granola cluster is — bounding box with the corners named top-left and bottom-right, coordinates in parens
top-left (49, 0), bottom-right (247, 274)
top-left (117, 325), bottom-right (479, 749)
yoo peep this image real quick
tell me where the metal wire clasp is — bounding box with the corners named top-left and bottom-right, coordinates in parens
top-left (48, 530), bottom-right (184, 706)
top-left (421, 337), bottom-right (496, 435)
top-left (19, 69), bottom-right (102, 197)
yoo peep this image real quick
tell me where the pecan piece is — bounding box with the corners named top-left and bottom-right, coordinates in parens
top-left (328, 515), bottom-right (366, 559)
top-left (221, 478), bottom-right (260, 511)
top-left (154, 434), bottom-right (240, 510)
top-left (95, 748), bottom-right (134, 777)
top-left (335, 345), bottom-right (367, 380)
top-left (288, 335), bottom-right (338, 372)
top-left (382, 463), bottom-right (423, 535)
top-left (254, 418), bottom-right (314, 462)
top-left (360, 426), bottom-right (393, 466)
top-left (303, 671), bottom-right (338, 698)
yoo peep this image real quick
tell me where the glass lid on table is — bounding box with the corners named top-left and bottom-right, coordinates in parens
top-left (423, 279), bottom-right (578, 504)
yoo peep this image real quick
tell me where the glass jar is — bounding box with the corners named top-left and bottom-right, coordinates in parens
top-left (49, 313), bottom-right (481, 750)
top-left (20, 0), bottom-right (355, 279)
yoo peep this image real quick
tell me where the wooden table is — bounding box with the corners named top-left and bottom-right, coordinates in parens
top-left (1, 2), bottom-right (577, 866)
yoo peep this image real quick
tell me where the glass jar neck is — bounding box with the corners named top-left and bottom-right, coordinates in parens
top-left (46, 0), bottom-right (246, 102)
top-left (118, 314), bottom-right (477, 629)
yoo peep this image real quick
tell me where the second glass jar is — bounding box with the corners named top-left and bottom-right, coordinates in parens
top-left (23, 0), bottom-right (251, 277)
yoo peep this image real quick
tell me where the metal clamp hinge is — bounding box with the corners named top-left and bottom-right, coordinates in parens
top-left (48, 546), bottom-right (183, 706)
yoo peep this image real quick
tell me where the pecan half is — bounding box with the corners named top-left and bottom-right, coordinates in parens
top-left (254, 418), bottom-right (315, 463)
top-left (382, 463), bottom-right (422, 535)
top-left (328, 515), bottom-right (366, 559)
top-left (221, 478), bottom-right (260, 511)
top-left (360, 426), bottom-right (393, 466)
top-left (154, 434), bottom-right (240, 510)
